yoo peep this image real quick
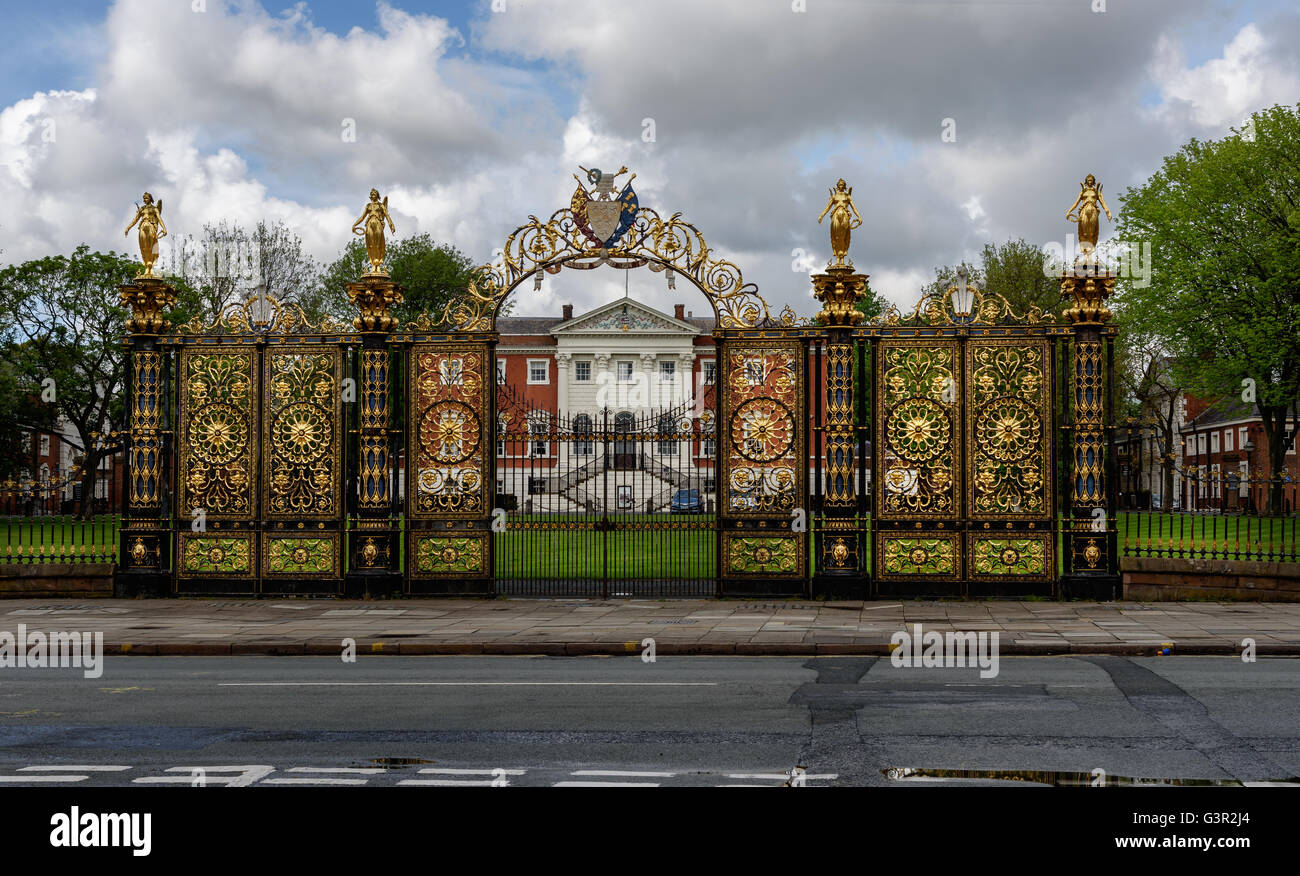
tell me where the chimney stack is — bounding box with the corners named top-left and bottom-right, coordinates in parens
top-left (562, 304), bottom-right (573, 321)
top-left (674, 304), bottom-right (685, 320)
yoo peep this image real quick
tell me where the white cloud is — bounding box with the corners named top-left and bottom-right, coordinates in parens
top-left (1149, 24), bottom-right (1300, 130)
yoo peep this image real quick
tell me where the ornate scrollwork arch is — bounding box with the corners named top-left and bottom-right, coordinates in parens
top-left (418, 170), bottom-right (772, 332)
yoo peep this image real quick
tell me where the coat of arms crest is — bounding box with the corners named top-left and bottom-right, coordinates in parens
top-left (570, 166), bottom-right (639, 249)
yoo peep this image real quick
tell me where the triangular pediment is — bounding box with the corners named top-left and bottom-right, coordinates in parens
top-left (552, 299), bottom-right (700, 335)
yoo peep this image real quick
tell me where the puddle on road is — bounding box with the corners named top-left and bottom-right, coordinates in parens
top-left (359, 757), bottom-right (437, 769)
top-left (883, 767), bottom-right (1297, 787)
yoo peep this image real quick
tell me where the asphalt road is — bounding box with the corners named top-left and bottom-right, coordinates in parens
top-left (1, 656), bottom-right (1298, 787)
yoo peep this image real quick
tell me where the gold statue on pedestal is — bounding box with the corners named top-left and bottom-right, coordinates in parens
top-left (123, 192), bottom-right (167, 277)
top-left (1065, 174), bottom-right (1112, 254)
top-left (352, 188), bottom-right (396, 274)
top-left (817, 178), bottom-right (862, 268)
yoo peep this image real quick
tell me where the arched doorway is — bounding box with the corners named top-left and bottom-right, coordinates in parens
top-left (407, 166), bottom-right (810, 598)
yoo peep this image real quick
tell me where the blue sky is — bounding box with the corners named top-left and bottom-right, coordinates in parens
top-left (3, 0), bottom-right (1297, 314)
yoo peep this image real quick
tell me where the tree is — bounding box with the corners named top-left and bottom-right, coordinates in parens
top-left (1115, 102), bottom-right (1300, 513)
top-left (317, 233), bottom-right (477, 325)
top-left (0, 247), bottom-right (142, 516)
top-left (168, 220), bottom-right (320, 324)
top-left (921, 239), bottom-right (1060, 318)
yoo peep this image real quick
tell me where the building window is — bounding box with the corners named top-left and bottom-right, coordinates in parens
top-left (572, 414), bottom-right (594, 456)
top-left (1224, 429), bottom-right (1234, 452)
top-left (703, 361), bottom-right (716, 385)
top-left (21, 432), bottom-right (32, 455)
top-left (657, 413), bottom-right (677, 455)
top-left (1197, 434), bottom-right (1206, 455)
top-left (496, 360), bottom-right (506, 385)
top-left (1210, 432), bottom-right (1220, 454)
top-left (659, 361), bottom-right (675, 383)
top-left (617, 484), bottom-right (633, 510)
top-left (529, 412), bottom-right (549, 457)
top-left (39, 435), bottom-right (50, 457)
top-left (703, 477), bottom-right (716, 493)
top-left (574, 361), bottom-right (591, 382)
top-left (1239, 427), bottom-right (1248, 448)
top-left (528, 477), bottom-right (548, 495)
top-left (527, 359), bottom-right (549, 385)
top-left (702, 437), bottom-right (715, 458)
top-left (617, 361), bottom-right (634, 383)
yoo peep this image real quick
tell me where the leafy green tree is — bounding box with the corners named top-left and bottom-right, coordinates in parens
top-left (317, 233), bottom-right (477, 325)
top-left (922, 239), bottom-right (1059, 318)
top-left (1115, 103), bottom-right (1300, 513)
top-left (0, 246), bottom-right (187, 516)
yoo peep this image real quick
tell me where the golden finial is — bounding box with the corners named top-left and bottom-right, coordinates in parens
top-left (1065, 173), bottom-right (1113, 255)
top-left (352, 188), bottom-right (396, 275)
top-left (123, 191), bottom-right (167, 277)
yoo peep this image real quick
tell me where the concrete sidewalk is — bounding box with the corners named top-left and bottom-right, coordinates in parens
top-left (4, 598), bottom-right (1300, 656)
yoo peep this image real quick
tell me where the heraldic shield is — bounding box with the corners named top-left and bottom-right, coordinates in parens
top-left (571, 165), bottom-right (639, 249)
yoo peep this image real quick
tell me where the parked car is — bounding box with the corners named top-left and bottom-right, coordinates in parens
top-left (670, 489), bottom-right (703, 513)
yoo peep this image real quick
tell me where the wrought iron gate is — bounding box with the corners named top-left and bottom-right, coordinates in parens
top-left (171, 304), bottom-right (350, 594)
top-left (493, 390), bottom-right (720, 597)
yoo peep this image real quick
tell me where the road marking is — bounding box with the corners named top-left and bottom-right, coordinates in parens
top-left (18, 765), bottom-right (131, 772)
top-left (552, 781), bottom-right (659, 787)
top-left (286, 767), bottom-right (387, 775)
top-left (133, 766), bottom-right (274, 787)
top-left (217, 682), bottom-right (719, 687)
top-left (260, 778), bottom-right (370, 786)
top-left (726, 773), bottom-right (838, 781)
top-left (0, 775), bottom-right (93, 783)
top-left (397, 779), bottom-right (497, 786)
top-left (416, 768), bottom-right (526, 775)
top-left (572, 770), bottom-right (677, 778)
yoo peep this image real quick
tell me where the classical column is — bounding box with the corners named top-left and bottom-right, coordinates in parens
top-left (810, 265), bottom-right (867, 595)
top-left (555, 352), bottom-right (572, 414)
top-left (1060, 259), bottom-right (1120, 598)
top-left (116, 275), bottom-right (177, 596)
top-left (345, 274), bottom-right (403, 595)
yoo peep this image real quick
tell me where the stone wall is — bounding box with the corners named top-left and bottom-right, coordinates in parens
top-left (0, 564), bottom-right (115, 598)
top-left (1122, 557), bottom-right (1300, 602)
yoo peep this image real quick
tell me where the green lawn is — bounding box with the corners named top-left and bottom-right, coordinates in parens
top-left (0, 515), bottom-right (121, 563)
top-left (3, 511), bottom-right (1295, 572)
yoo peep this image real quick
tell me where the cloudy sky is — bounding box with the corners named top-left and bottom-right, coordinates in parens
top-left (2, 0), bottom-right (1298, 318)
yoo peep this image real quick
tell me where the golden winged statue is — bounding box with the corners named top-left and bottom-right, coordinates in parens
top-left (817, 178), bottom-right (862, 268)
top-left (353, 188), bottom-right (396, 274)
top-left (123, 191), bottom-right (168, 277)
top-left (1065, 173), bottom-right (1112, 254)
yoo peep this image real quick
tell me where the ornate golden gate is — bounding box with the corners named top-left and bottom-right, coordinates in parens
top-left (868, 297), bottom-right (1064, 597)
top-left (169, 301), bottom-right (351, 594)
top-left (114, 171), bottom-right (1120, 600)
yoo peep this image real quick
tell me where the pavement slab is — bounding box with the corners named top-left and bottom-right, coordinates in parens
top-left (2, 598), bottom-right (1299, 655)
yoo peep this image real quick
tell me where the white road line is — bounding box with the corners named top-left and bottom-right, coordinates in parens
top-left (286, 767), bottom-right (387, 775)
top-left (0, 775), bottom-right (92, 783)
top-left (571, 770), bottom-right (677, 778)
top-left (416, 768), bottom-right (526, 775)
top-left (725, 773), bottom-right (838, 781)
top-left (260, 778), bottom-right (369, 786)
top-left (133, 766), bottom-right (274, 787)
top-left (397, 779), bottom-right (496, 786)
top-left (552, 781), bottom-right (659, 787)
top-left (716, 784), bottom-right (774, 788)
top-left (18, 765), bottom-right (131, 772)
top-left (217, 682), bottom-right (718, 687)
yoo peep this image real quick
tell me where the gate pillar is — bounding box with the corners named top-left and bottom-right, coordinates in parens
top-left (1060, 261), bottom-right (1120, 599)
top-left (811, 266), bottom-right (868, 597)
top-left (116, 276), bottom-right (177, 596)
top-left (345, 275), bottom-right (403, 596)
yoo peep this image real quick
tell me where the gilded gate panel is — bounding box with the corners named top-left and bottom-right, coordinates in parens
top-left (965, 338), bottom-right (1052, 519)
top-left (264, 349), bottom-right (343, 519)
top-left (876, 339), bottom-right (960, 521)
top-left (407, 344), bottom-right (491, 519)
top-left (719, 341), bottom-right (803, 516)
top-left (177, 350), bottom-right (258, 520)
